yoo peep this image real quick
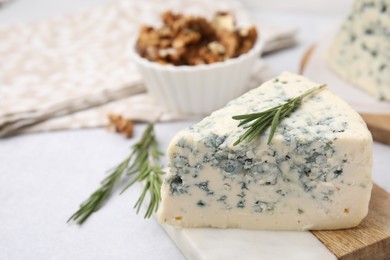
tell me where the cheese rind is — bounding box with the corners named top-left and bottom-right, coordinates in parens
top-left (158, 72), bottom-right (372, 230)
top-left (327, 0), bottom-right (390, 101)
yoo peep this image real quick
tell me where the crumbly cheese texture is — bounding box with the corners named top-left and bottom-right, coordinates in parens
top-left (327, 0), bottom-right (390, 101)
top-left (158, 72), bottom-right (373, 230)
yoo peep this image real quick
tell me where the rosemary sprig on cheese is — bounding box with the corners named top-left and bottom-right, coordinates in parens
top-left (68, 123), bottom-right (164, 225)
top-left (232, 85), bottom-right (326, 146)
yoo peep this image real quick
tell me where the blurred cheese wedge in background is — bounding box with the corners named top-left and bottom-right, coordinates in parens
top-left (327, 0), bottom-right (390, 101)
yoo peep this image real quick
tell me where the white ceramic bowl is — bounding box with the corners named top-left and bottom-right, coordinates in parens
top-left (132, 38), bottom-right (264, 116)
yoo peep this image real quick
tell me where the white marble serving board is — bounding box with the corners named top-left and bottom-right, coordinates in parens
top-left (302, 31), bottom-right (390, 115)
top-left (160, 225), bottom-right (336, 260)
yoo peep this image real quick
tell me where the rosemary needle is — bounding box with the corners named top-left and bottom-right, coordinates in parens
top-left (233, 85), bottom-right (326, 146)
top-left (68, 123), bottom-right (164, 225)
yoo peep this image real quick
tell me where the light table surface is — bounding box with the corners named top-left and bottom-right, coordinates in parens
top-left (0, 1), bottom-right (388, 259)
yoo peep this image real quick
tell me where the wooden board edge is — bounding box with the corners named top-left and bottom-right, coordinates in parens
top-left (311, 184), bottom-right (390, 259)
top-left (360, 114), bottom-right (390, 145)
top-left (299, 43), bottom-right (316, 75)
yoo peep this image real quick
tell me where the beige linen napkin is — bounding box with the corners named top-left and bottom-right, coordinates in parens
top-left (0, 0), bottom-right (295, 137)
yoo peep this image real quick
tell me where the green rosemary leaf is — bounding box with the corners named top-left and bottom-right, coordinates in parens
top-left (233, 84), bottom-right (326, 146)
top-left (68, 123), bottom-right (164, 225)
top-left (268, 106), bottom-right (283, 144)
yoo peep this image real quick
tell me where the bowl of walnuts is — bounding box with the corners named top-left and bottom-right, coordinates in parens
top-left (132, 11), bottom-right (263, 116)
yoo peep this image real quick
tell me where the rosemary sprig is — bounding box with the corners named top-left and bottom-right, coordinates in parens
top-left (68, 123), bottom-right (164, 225)
top-left (120, 123), bottom-right (164, 218)
top-left (233, 85), bottom-right (326, 146)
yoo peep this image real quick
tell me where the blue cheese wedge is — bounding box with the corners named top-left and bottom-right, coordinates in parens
top-left (327, 0), bottom-right (390, 101)
top-left (158, 72), bottom-right (372, 230)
